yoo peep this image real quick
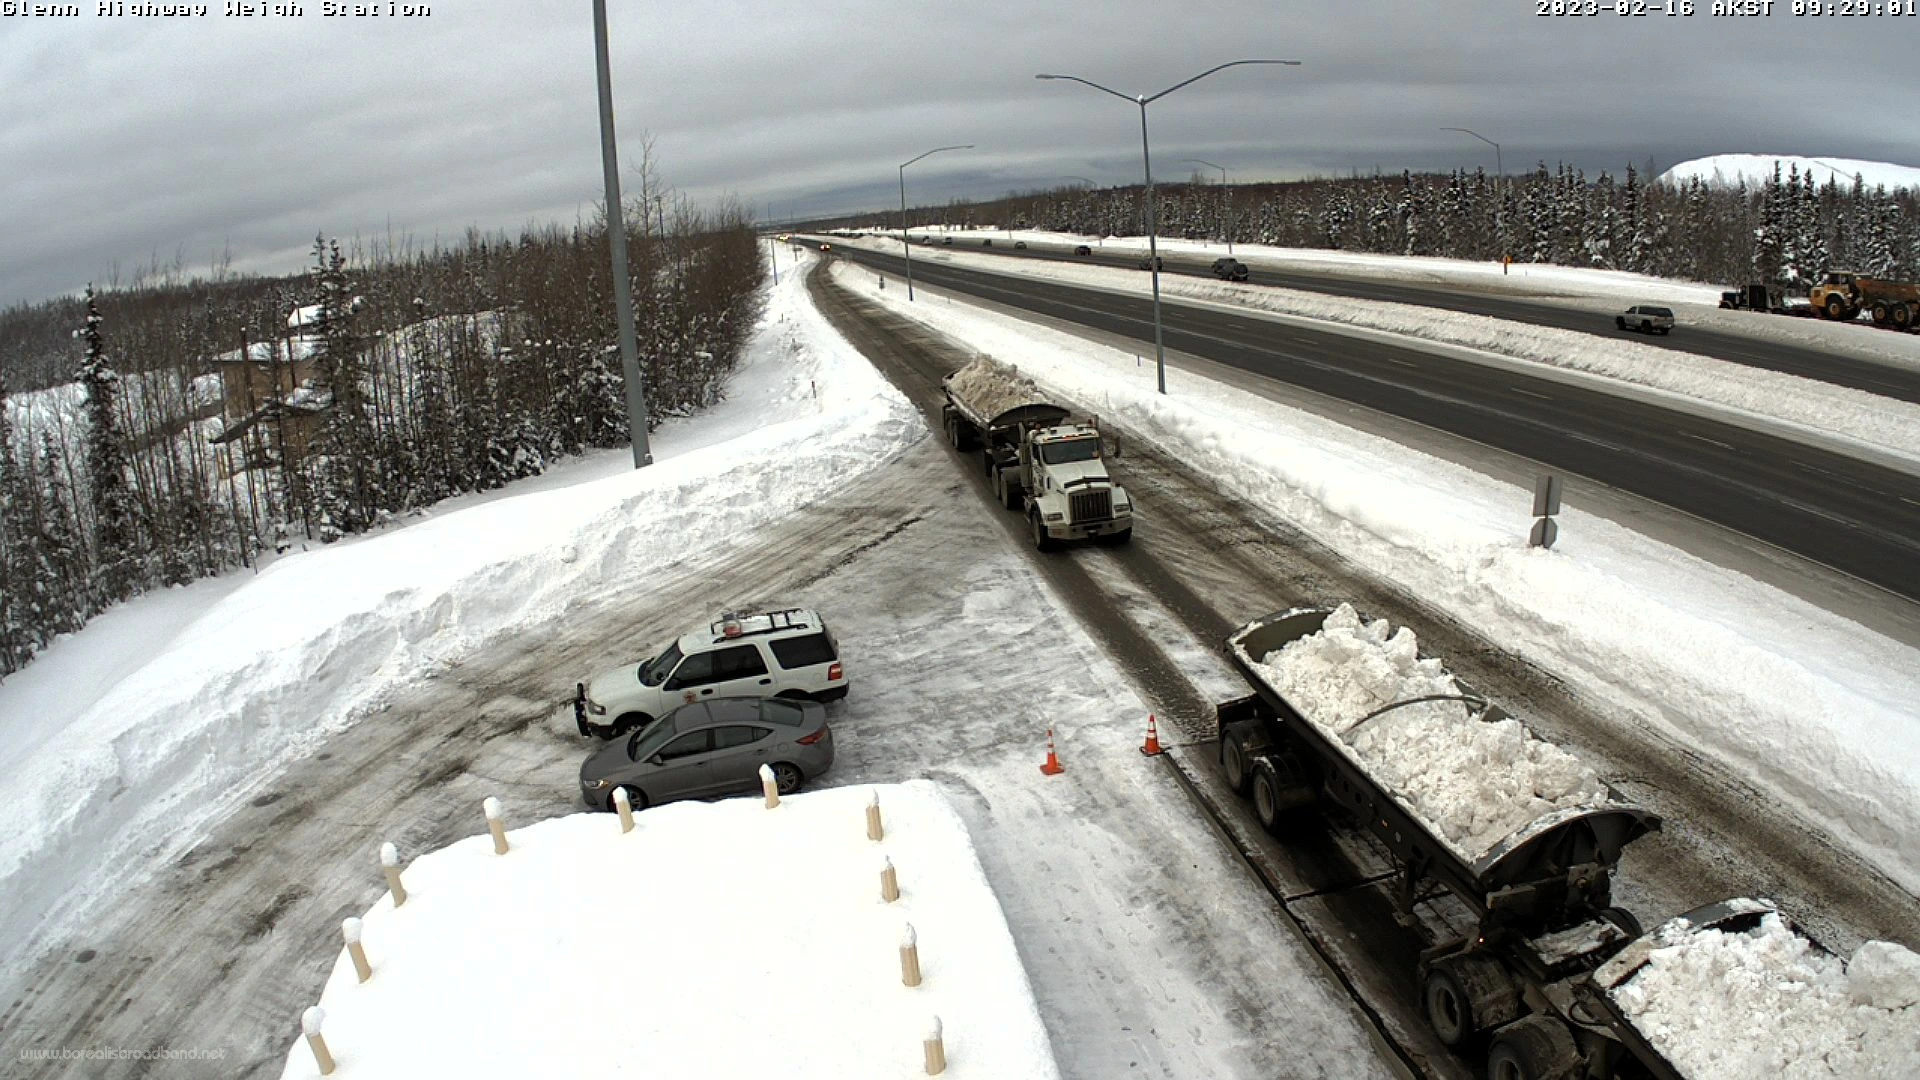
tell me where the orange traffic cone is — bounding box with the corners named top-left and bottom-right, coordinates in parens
top-left (1140, 714), bottom-right (1166, 756)
top-left (1040, 727), bottom-right (1065, 776)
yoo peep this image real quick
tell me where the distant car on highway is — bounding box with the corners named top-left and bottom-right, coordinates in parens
top-left (1615, 304), bottom-right (1675, 335)
top-left (1138, 255), bottom-right (1163, 271)
top-left (579, 696), bottom-right (834, 811)
top-left (1211, 257), bottom-right (1249, 281)
top-left (1014, 241), bottom-right (1027, 250)
top-left (982, 239), bottom-right (994, 247)
top-left (1074, 245), bottom-right (1092, 256)
top-left (819, 243), bottom-right (831, 252)
top-left (942, 236), bottom-right (953, 246)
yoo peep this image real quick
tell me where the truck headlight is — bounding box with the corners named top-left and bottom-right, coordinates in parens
top-left (1044, 512), bottom-right (1064, 522)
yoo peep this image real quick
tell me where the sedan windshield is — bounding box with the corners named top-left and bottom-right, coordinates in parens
top-left (639, 642), bottom-right (682, 687)
top-left (1038, 437), bottom-right (1100, 465)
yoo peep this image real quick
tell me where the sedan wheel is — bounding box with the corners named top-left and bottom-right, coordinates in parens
top-left (771, 763), bottom-right (805, 795)
top-left (613, 784), bottom-right (648, 813)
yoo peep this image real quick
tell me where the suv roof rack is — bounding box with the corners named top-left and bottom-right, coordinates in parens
top-left (708, 608), bottom-right (814, 642)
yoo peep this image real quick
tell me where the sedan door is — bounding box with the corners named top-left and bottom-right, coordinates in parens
top-left (706, 722), bottom-right (780, 795)
top-left (639, 729), bottom-right (723, 802)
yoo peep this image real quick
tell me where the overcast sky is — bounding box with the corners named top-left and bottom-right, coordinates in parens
top-left (2, 0), bottom-right (1916, 309)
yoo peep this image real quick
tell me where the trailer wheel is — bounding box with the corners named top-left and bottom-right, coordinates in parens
top-left (1220, 724), bottom-right (1257, 795)
top-left (1422, 966), bottom-right (1474, 1046)
top-left (1249, 758), bottom-right (1286, 834)
top-left (1600, 905), bottom-right (1642, 939)
top-left (1485, 1015), bottom-right (1579, 1080)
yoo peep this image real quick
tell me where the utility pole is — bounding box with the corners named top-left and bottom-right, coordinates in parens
top-left (592, 0), bottom-right (651, 467)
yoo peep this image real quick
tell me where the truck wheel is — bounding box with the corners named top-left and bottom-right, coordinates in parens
top-left (1423, 956), bottom-right (1521, 1047)
top-left (1220, 724), bottom-right (1257, 795)
top-left (1421, 966), bottom-right (1476, 1047)
top-left (1825, 294), bottom-right (1848, 320)
top-left (1485, 1016), bottom-right (1578, 1080)
top-left (1894, 303), bottom-right (1914, 330)
top-left (1097, 528), bottom-right (1132, 546)
top-left (1249, 758), bottom-right (1286, 834)
top-left (1029, 511), bottom-right (1055, 552)
top-left (1872, 301), bottom-right (1892, 326)
top-left (983, 448), bottom-right (997, 477)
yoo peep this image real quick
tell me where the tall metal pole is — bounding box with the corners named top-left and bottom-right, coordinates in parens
top-left (1184, 158), bottom-right (1231, 254)
top-left (898, 144), bottom-right (973, 303)
top-left (593, 0), bottom-right (650, 467)
top-left (1038, 59), bottom-right (1299, 395)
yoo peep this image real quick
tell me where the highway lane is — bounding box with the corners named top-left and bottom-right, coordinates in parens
top-left (877, 234), bottom-right (1920, 404)
top-left (820, 240), bottom-right (1920, 604)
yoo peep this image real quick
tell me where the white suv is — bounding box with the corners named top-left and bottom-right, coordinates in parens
top-left (574, 609), bottom-right (847, 738)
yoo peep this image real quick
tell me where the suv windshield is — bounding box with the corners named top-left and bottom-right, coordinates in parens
top-left (639, 642), bottom-right (682, 687)
top-left (1038, 437), bottom-right (1101, 465)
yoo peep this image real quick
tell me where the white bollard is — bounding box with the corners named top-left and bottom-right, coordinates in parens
top-left (379, 841), bottom-right (407, 907)
top-left (900, 923), bottom-right (922, 987)
top-left (303, 1006), bottom-right (336, 1076)
top-left (880, 855), bottom-right (900, 903)
top-left (614, 787), bottom-right (635, 833)
top-left (759, 764), bottom-right (780, 809)
top-left (484, 796), bottom-right (508, 855)
top-left (866, 789), bottom-right (884, 841)
top-left (343, 918), bottom-right (371, 983)
top-left (923, 1015), bottom-right (946, 1075)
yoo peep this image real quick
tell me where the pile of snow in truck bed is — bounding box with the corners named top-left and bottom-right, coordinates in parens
top-left (1245, 604), bottom-right (1610, 863)
top-left (944, 355), bottom-right (1051, 423)
top-left (1607, 911), bottom-right (1920, 1079)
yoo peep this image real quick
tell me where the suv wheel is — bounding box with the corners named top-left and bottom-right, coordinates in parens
top-left (610, 712), bottom-right (651, 738)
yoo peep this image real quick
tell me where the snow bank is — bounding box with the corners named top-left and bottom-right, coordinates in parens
top-left (0, 251), bottom-right (924, 966)
top-left (1244, 604), bottom-right (1610, 863)
top-left (1607, 911), bottom-right (1920, 1079)
top-left (280, 780), bottom-right (1060, 1080)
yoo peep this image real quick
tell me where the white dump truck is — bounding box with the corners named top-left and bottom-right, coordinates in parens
top-left (940, 356), bottom-right (1133, 550)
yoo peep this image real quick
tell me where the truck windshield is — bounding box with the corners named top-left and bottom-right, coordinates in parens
top-left (639, 642), bottom-right (682, 687)
top-left (1039, 437), bottom-right (1101, 465)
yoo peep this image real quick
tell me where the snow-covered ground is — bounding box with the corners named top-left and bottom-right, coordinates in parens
top-left (3, 240), bottom-right (1918, 1073)
top-left (280, 782), bottom-right (1059, 1080)
top-left (1659, 153), bottom-right (1920, 194)
top-left (822, 255), bottom-right (1920, 898)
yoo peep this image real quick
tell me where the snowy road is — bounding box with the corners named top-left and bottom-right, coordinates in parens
top-left (805, 264), bottom-right (1920, 1074)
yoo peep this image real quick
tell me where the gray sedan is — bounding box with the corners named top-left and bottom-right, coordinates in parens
top-left (579, 697), bottom-right (834, 811)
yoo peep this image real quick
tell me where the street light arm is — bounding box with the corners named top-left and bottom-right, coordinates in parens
top-left (1440, 127), bottom-right (1499, 153)
top-left (1146, 59), bottom-right (1299, 103)
top-left (900, 144), bottom-right (974, 170)
top-left (1034, 73), bottom-right (1136, 104)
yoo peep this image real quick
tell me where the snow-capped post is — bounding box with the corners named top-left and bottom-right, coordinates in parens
top-left (379, 841), bottom-right (407, 907)
top-left (302, 1006), bottom-right (336, 1076)
top-left (922, 1015), bottom-right (946, 1075)
top-left (759, 764), bottom-right (780, 809)
top-left (614, 787), bottom-right (635, 833)
top-left (866, 789), bottom-right (885, 841)
top-left (880, 855), bottom-right (900, 903)
top-left (343, 917), bottom-right (372, 983)
top-left (484, 796), bottom-right (509, 855)
top-left (900, 923), bottom-right (922, 987)
top-left (1530, 474), bottom-right (1563, 549)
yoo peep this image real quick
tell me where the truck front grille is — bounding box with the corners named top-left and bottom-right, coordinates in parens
top-left (1069, 489), bottom-right (1113, 523)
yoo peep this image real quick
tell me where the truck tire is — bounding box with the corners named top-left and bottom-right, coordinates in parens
top-left (1029, 510), bottom-right (1055, 552)
top-left (1220, 722), bottom-right (1259, 795)
top-left (1485, 1015), bottom-right (1579, 1080)
top-left (1422, 955), bottom-right (1520, 1047)
top-left (998, 469), bottom-right (1023, 510)
top-left (1872, 300), bottom-right (1892, 326)
top-left (1825, 294), bottom-right (1848, 320)
top-left (1894, 303), bottom-right (1914, 330)
top-left (1249, 758), bottom-right (1286, 834)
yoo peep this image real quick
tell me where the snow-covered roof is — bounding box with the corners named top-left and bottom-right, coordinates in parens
top-left (278, 781), bottom-right (1060, 1079)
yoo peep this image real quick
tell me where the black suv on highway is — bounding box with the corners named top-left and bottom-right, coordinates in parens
top-left (1211, 257), bottom-right (1250, 281)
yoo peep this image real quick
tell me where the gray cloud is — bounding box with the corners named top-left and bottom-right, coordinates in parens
top-left (3, 0), bottom-right (1915, 306)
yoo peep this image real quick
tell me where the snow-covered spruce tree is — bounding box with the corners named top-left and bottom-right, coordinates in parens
top-left (307, 237), bottom-right (380, 541)
top-left (35, 431), bottom-right (89, 637)
top-left (0, 368), bottom-right (35, 673)
top-left (1751, 167), bottom-right (1785, 284)
top-left (76, 285), bottom-right (142, 607)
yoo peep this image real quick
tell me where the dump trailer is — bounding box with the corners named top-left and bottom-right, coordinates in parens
top-left (940, 356), bottom-right (1133, 550)
top-left (1218, 607), bottom-right (1676, 1079)
top-left (1809, 271), bottom-right (1920, 330)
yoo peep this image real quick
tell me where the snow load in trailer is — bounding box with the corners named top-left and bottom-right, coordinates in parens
top-left (942, 355), bottom-right (1066, 430)
top-left (1584, 898), bottom-right (1920, 1080)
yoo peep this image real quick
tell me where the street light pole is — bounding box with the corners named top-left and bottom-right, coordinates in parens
top-left (591, 0), bottom-right (650, 467)
top-left (1441, 127), bottom-right (1502, 267)
top-left (1039, 60), bottom-right (1299, 394)
top-left (1182, 158), bottom-right (1231, 254)
top-left (899, 144), bottom-right (973, 302)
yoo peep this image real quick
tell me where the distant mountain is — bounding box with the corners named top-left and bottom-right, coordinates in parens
top-left (1658, 154), bottom-right (1920, 193)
